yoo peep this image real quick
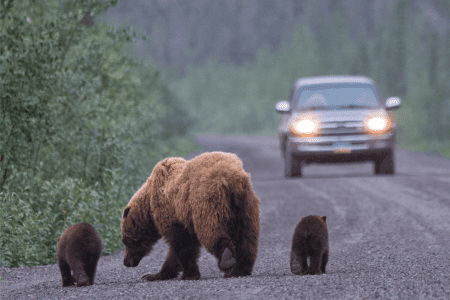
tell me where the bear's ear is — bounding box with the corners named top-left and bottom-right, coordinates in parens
top-left (320, 216), bottom-right (326, 223)
top-left (58, 237), bottom-right (61, 242)
top-left (123, 207), bottom-right (131, 218)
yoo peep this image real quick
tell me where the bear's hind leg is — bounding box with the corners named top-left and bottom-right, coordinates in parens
top-left (321, 249), bottom-right (329, 274)
top-left (194, 215), bottom-right (237, 275)
top-left (71, 262), bottom-right (89, 287)
top-left (306, 254), bottom-right (323, 275)
top-left (290, 251), bottom-right (302, 275)
top-left (212, 237), bottom-right (237, 275)
top-left (223, 212), bottom-right (258, 278)
top-left (84, 253), bottom-right (101, 285)
top-left (300, 255), bottom-right (308, 275)
top-left (224, 241), bottom-right (252, 278)
top-left (58, 259), bottom-right (75, 287)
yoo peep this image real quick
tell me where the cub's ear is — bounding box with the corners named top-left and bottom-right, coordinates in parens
top-left (320, 216), bottom-right (327, 223)
top-left (58, 237), bottom-right (61, 242)
top-left (123, 207), bottom-right (131, 218)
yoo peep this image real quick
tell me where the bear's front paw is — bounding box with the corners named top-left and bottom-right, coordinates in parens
top-left (62, 277), bottom-right (75, 287)
top-left (141, 273), bottom-right (162, 281)
top-left (181, 272), bottom-right (200, 280)
top-left (305, 269), bottom-right (322, 275)
top-left (141, 272), bottom-right (179, 281)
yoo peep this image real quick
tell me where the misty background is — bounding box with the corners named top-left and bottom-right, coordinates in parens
top-left (99, 0), bottom-right (450, 156)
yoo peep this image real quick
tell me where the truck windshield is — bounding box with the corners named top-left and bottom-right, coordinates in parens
top-left (294, 85), bottom-right (380, 110)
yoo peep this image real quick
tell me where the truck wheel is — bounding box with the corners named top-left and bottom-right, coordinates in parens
top-left (375, 150), bottom-right (394, 175)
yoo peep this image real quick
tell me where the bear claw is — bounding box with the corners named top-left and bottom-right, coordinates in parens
top-left (219, 248), bottom-right (236, 270)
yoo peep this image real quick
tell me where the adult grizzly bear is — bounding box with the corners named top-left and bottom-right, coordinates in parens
top-left (290, 215), bottom-right (329, 275)
top-left (57, 222), bottom-right (103, 287)
top-left (121, 151), bottom-right (260, 281)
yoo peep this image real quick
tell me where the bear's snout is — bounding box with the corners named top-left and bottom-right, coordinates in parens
top-left (124, 253), bottom-right (141, 267)
top-left (123, 255), bottom-right (134, 267)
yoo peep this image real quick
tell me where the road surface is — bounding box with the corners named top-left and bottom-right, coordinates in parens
top-left (2, 134), bottom-right (450, 299)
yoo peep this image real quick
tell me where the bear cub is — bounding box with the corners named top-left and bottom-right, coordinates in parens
top-left (57, 222), bottom-right (103, 287)
top-left (290, 215), bottom-right (329, 275)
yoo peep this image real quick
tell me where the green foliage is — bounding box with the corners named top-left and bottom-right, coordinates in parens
top-left (0, 165), bottom-right (125, 267)
top-left (0, 0), bottom-right (197, 267)
top-left (0, 184), bottom-right (53, 267)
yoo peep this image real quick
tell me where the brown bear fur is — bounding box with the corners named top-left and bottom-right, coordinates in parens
top-left (290, 215), bottom-right (329, 275)
top-left (121, 151), bottom-right (260, 281)
top-left (57, 222), bottom-right (103, 287)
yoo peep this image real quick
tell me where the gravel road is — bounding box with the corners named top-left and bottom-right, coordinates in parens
top-left (2, 134), bottom-right (450, 299)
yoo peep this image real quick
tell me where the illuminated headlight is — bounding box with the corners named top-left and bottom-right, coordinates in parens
top-left (290, 119), bottom-right (319, 136)
top-left (365, 116), bottom-right (391, 133)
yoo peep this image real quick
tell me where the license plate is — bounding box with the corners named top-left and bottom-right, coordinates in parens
top-left (333, 142), bottom-right (351, 154)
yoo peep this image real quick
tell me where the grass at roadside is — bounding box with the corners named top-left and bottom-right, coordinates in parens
top-left (398, 141), bottom-right (450, 159)
top-left (0, 135), bottom-right (200, 268)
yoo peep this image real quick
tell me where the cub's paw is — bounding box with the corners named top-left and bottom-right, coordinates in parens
top-left (305, 269), bottom-right (322, 275)
top-left (223, 269), bottom-right (251, 278)
top-left (290, 257), bottom-right (302, 275)
top-left (219, 248), bottom-right (236, 271)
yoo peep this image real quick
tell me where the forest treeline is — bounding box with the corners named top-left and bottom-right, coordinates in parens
top-left (104, 0), bottom-right (450, 152)
top-left (104, 0), bottom-right (450, 76)
top-left (0, 0), bottom-right (196, 268)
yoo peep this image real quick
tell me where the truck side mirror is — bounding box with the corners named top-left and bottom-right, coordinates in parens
top-left (385, 97), bottom-right (401, 110)
top-left (275, 101), bottom-right (291, 113)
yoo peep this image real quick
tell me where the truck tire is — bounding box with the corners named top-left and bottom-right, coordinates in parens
top-left (285, 142), bottom-right (302, 177)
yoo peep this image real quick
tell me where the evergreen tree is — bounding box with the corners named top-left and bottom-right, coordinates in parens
top-left (428, 32), bottom-right (438, 88)
top-left (385, 0), bottom-right (409, 96)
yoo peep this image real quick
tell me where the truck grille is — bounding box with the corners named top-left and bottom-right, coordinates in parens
top-left (318, 121), bottom-right (364, 136)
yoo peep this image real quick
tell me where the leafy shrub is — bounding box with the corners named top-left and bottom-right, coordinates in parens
top-left (0, 0), bottom-right (198, 267)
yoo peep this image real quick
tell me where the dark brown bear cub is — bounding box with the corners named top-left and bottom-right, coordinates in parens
top-left (57, 222), bottom-right (103, 287)
top-left (290, 215), bottom-right (329, 275)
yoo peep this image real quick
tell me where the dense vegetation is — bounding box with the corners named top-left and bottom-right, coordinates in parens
top-left (0, 0), bottom-right (197, 268)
